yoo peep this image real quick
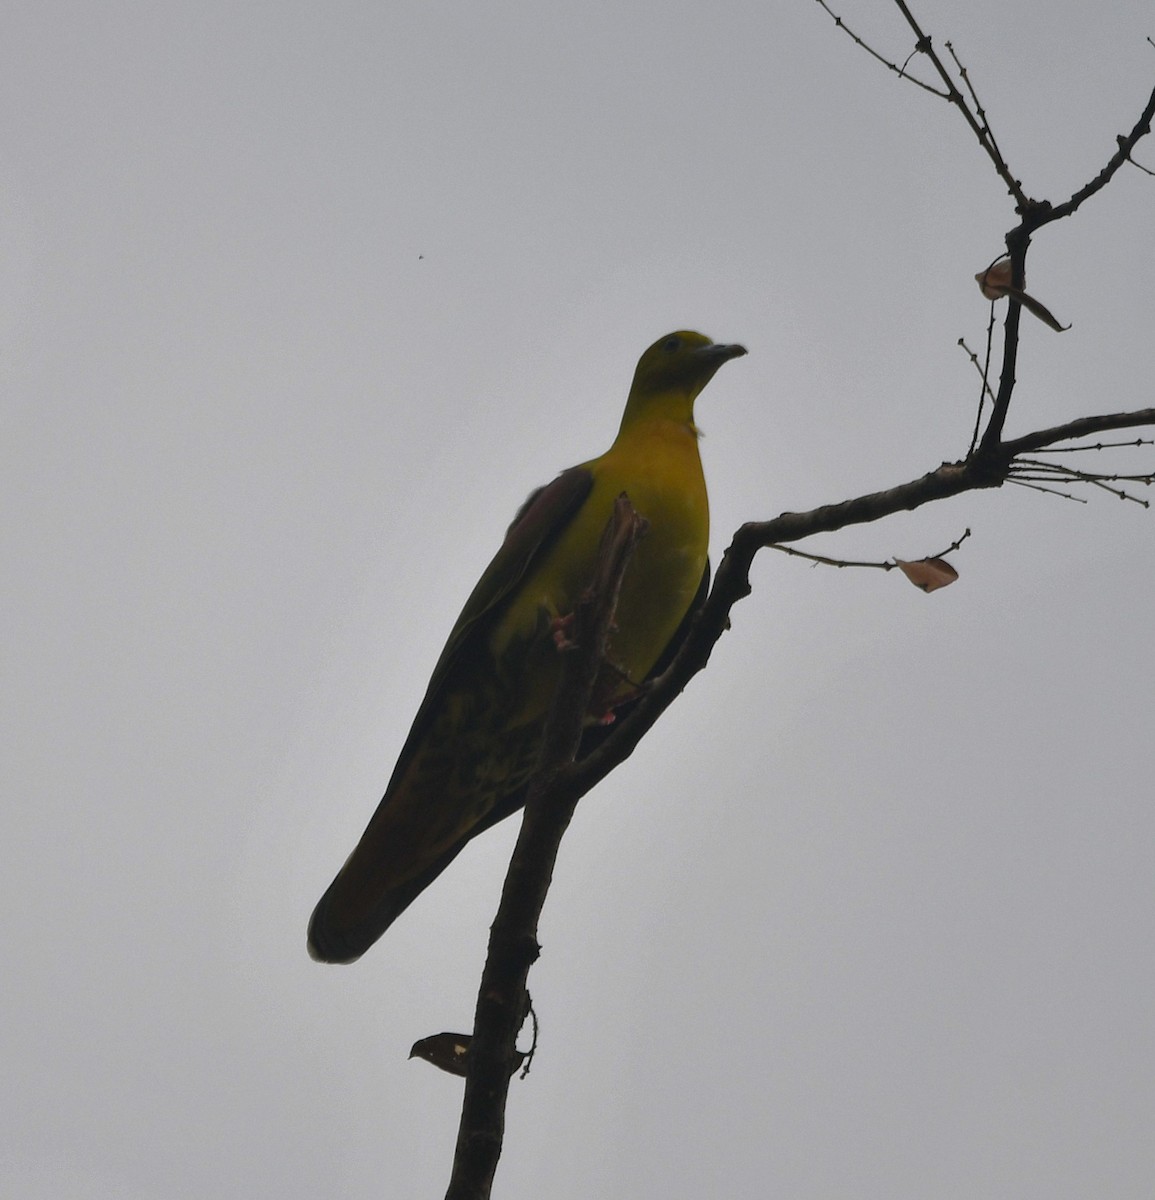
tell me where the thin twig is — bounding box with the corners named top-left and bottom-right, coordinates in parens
top-left (890, 0), bottom-right (1029, 205)
top-left (813, 0), bottom-right (947, 96)
top-left (927, 528), bottom-right (973, 559)
top-left (1012, 456), bottom-right (1153, 480)
top-left (1007, 478), bottom-right (1088, 503)
top-left (767, 528), bottom-right (971, 573)
top-left (1029, 437), bottom-right (1153, 453)
top-left (945, 40), bottom-right (1016, 191)
top-left (767, 543), bottom-right (891, 571)
top-left (1128, 153), bottom-right (1155, 177)
top-left (959, 333), bottom-right (997, 455)
top-left (1009, 458), bottom-right (1153, 506)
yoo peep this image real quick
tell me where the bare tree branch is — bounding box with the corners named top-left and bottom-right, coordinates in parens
top-left (544, 400), bottom-right (1155, 829)
top-left (1030, 84), bottom-right (1155, 227)
top-left (1000, 409), bottom-right (1155, 458)
top-left (436, 8), bottom-right (1155, 1194)
top-left (445, 497), bottom-right (648, 1200)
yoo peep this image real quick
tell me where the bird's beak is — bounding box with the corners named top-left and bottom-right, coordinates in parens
top-left (702, 342), bottom-right (747, 364)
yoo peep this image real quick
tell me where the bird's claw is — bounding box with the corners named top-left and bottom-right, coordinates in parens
top-left (550, 613), bottom-right (577, 651)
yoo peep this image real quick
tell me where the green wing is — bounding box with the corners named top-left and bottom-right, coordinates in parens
top-left (308, 467), bottom-right (595, 962)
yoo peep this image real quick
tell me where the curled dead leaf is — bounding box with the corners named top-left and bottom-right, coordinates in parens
top-left (409, 1032), bottom-right (526, 1078)
top-left (975, 258), bottom-right (1014, 299)
top-left (1003, 287), bottom-right (1070, 332)
top-left (975, 259), bottom-right (1070, 331)
top-left (895, 557), bottom-right (959, 593)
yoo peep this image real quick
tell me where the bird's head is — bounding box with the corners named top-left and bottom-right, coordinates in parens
top-left (622, 331), bottom-right (747, 428)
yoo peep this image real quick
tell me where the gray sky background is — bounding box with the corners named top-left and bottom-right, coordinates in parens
top-left (4, 2), bottom-right (1154, 1197)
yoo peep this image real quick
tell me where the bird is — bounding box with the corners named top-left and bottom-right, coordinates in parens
top-left (308, 331), bottom-right (746, 962)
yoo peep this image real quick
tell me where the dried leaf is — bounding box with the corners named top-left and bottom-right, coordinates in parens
top-left (975, 259), bottom-right (1014, 299)
top-left (410, 1032), bottom-right (472, 1076)
top-left (1002, 286), bottom-right (1071, 332)
top-left (975, 260), bottom-right (1069, 331)
top-left (409, 1032), bottom-right (526, 1078)
top-left (895, 557), bottom-right (959, 593)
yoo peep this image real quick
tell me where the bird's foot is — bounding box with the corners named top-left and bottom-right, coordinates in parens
top-left (550, 613), bottom-right (577, 651)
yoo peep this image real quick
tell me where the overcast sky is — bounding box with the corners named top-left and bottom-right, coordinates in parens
top-left (4, 2), bottom-right (1154, 1197)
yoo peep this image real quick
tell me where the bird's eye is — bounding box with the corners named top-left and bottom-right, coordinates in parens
top-left (662, 335), bottom-right (681, 353)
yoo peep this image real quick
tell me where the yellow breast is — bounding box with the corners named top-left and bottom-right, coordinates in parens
top-left (493, 414), bottom-right (707, 723)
